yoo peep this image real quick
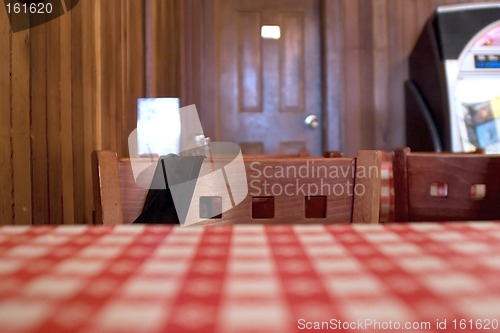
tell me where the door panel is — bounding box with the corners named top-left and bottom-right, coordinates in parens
top-left (217, 0), bottom-right (322, 156)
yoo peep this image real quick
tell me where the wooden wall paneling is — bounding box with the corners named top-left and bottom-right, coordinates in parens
top-left (145, 0), bottom-right (153, 97)
top-left (415, 0), bottom-right (436, 36)
top-left (30, 23), bottom-right (49, 225)
top-left (321, 0), bottom-right (343, 153)
top-left (104, 0), bottom-right (117, 151)
top-left (71, 1), bottom-right (87, 224)
top-left (146, 0), bottom-right (181, 98)
top-left (96, 0), bottom-right (109, 151)
top-left (59, 9), bottom-right (74, 224)
top-left (126, 0), bottom-right (140, 134)
top-left (11, 25), bottom-right (32, 225)
top-left (358, 0), bottom-right (375, 150)
top-left (214, 0), bottom-right (232, 142)
top-left (124, 0), bottom-right (146, 155)
top-left (403, 0), bottom-right (418, 55)
top-left (112, 0), bottom-right (124, 155)
top-left (82, 0), bottom-right (96, 223)
top-left (199, 0), bottom-right (218, 139)
top-left (146, 0), bottom-right (159, 97)
top-left (165, 0), bottom-right (181, 98)
top-left (179, 0), bottom-right (192, 105)
top-left (114, 0), bottom-right (126, 156)
top-left (119, 0), bottom-right (129, 155)
top-left (371, 0), bottom-right (390, 150)
top-left (0, 0), bottom-right (177, 224)
top-left (180, 0), bottom-right (202, 108)
top-left (409, 0), bottom-right (455, 47)
top-left (121, 0), bottom-right (130, 157)
top-left (148, 0), bottom-right (157, 97)
top-left (46, 18), bottom-right (63, 225)
top-left (92, 0), bottom-right (102, 151)
top-left (191, 0), bottom-right (202, 111)
top-left (0, 9), bottom-right (13, 224)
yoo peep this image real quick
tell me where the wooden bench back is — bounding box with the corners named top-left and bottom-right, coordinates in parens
top-left (394, 147), bottom-right (500, 221)
top-left (92, 150), bottom-right (382, 225)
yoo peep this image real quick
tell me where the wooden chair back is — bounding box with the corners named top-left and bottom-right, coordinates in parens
top-left (92, 150), bottom-right (382, 225)
top-left (394, 147), bottom-right (500, 222)
top-left (243, 150), bottom-right (310, 159)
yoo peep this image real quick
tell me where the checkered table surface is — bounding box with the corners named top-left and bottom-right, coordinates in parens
top-left (1, 223), bottom-right (500, 333)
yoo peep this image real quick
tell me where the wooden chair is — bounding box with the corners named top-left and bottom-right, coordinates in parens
top-left (92, 150), bottom-right (382, 225)
top-left (393, 147), bottom-right (500, 222)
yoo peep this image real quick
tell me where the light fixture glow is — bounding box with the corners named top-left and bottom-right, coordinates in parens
top-left (261, 25), bottom-right (281, 39)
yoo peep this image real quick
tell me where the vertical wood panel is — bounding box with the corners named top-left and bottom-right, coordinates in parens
top-left (93, 0), bottom-right (102, 150)
top-left (30, 24), bottom-right (48, 225)
top-left (179, 0), bottom-right (193, 106)
top-left (180, 0), bottom-right (202, 109)
top-left (11, 27), bottom-right (31, 224)
top-left (166, 0), bottom-right (181, 98)
top-left (238, 12), bottom-right (262, 112)
top-left (102, 1), bottom-right (116, 150)
top-left (46, 18), bottom-right (63, 225)
top-left (60, 5), bottom-right (75, 224)
top-left (198, 0), bottom-right (218, 138)
top-left (0, 9), bottom-right (13, 224)
top-left (403, 0), bottom-right (418, 55)
top-left (118, 0), bottom-right (127, 157)
top-left (280, 13), bottom-right (304, 112)
top-left (146, 0), bottom-right (181, 98)
top-left (372, 0), bottom-right (389, 149)
top-left (123, 0), bottom-right (145, 157)
top-left (0, 0), bottom-right (147, 225)
top-left (127, 0), bottom-right (145, 132)
top-left (111, 0), bottom-right (124, 156)
top-left (71, 1), bottom-right (86, 224)
top-left (358, 0), bottom-right (374, 149)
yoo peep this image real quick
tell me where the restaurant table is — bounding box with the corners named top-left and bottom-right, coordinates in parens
top-left (1, 222), bottom-right (500, 333)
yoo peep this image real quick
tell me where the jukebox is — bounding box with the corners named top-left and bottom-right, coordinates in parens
top-left (406, 2), bottom-right (500, 153)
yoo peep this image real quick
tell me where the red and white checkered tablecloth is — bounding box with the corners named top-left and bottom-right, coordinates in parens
top-left (380, 157), bottom-right (395, 223)
top-left (1, 223), bottom-right (500, 333)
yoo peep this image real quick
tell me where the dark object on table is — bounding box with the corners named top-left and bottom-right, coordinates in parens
top-left (134, 154), bottom-right (205, 224)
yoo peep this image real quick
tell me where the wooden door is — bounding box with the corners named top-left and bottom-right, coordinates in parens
top-left (217, 0), bottom-right (322, 156)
